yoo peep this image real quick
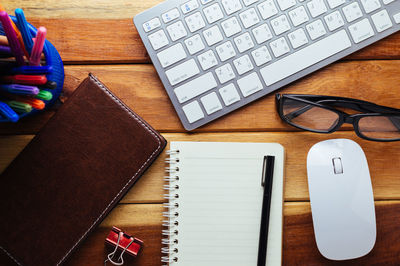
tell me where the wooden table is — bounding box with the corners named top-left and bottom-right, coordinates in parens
top-left (1, 0), bottom-right (400, 265)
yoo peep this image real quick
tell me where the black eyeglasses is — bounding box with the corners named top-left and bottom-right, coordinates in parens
top-left (276, 94), bottom-right (400, 142)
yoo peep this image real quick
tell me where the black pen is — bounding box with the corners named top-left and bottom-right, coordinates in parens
top-left (257, 155), bottom-right (275, 266)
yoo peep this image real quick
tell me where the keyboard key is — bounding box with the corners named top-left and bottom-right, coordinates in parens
top-left (203, 3), bottom-right (224, 23)
top-left (233, 54), bottom-right (254, 75)
top-left (181, 0), bottom-right (199, 14)
top-left (215, 63), bottom-right (236, 83)
top-left (383, 0), bottom-right (395, 4)
top-left (324, 11), bottom-right (345, 31)
top-left (289, 6), bottom-right (309, 27)
top-left (185, 34), bottom-right (205, 55)
top-left (251, 46), bottom-right (272, 66)
top-left (394, 12), bottom-right (400, 23)
top-left (143, 17), bottom-right (161, 32)
top-left (371, 9), bottom-right (393, 32)
top-left (258, 0), bottom-right (278, 19)
top-left (221, 17), bottom-right (242, 37)
top-left (270, 37), bottom-right (290, 57)
top-left (222, 0), bottom-right (243, 15)
top-left (326, 0), bottom-right (345, 9)
top-left (219, 83), bottom-right (241, 106)
top-left (260, 30), bottom-right (351, 86)
top-left (201, 0), bottom-right (215, 4)
top-left (167, 21), bottom-right (188, 41)
top-left (243, 0), bottom-right (259, 6)
top-left (343, 2), bottom-right (363, 22)
top-left (239, 8), bottom-right (260, 28)
top-left (307, 0), bottom-right (328, 18)
top-left (174, 72), bottom-right (217, 103)
top-left (162, 8), bottom-right (180, 23)
top-left (306, 19), bottom-right (327, 40)
top-left (360, 0), bottom-right (381, 14)
top-left (182, 101), bottom-right (204, 123)
top-left (198, 50), bottom-right (218, 70)
top-left (201, 92), bottom-right (223, 114)
top-left (157, 43), bottom-right (187, 68)
top-left (348, 18), bottom-right (375, 43)
top-left (216, 41), bottom-right (236, 61)
top-left (166, 59), bottom-right (200, 86)
top-left (185, 12), bottom-right (206, 32)
top-left (288, 28), bottom-right (308, 49)
top-left (277, 0), bottom-right (296, 11)
top-left (237, 72), bottom-right (263, 97)
top-left (148, 29), bottom-right (169, 50)
top-left (203, 25), bottom-right (223, 45)
top-left (234, 32), bottom-right (255, 53)
top-left (252, 24), bottom-right (273, 44)
top-left (271, 15), bottom-right (291, 35)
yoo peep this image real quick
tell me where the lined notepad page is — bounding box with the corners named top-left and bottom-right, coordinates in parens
top-left (168, 142), bottom-right (284, 266)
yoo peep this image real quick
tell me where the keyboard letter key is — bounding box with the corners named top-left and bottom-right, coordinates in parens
top-left (174, 72), bottom-right (217, 103)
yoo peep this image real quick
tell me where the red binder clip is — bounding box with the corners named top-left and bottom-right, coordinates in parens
top-left (104, 227), bottom-right (144, 265)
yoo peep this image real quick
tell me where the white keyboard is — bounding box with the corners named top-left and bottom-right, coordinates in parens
top-left (134, 0), bottom-right (400, 130)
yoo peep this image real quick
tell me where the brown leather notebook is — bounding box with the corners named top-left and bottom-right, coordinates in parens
top-left (0, 74), bottom-right (166, 266)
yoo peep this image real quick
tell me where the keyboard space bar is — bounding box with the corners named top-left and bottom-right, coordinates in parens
top-left (260, 30), bottom-right (351, 86)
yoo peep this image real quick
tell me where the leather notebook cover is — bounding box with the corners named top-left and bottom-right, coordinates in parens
top-left (0, 74), bottom-right (167, 266)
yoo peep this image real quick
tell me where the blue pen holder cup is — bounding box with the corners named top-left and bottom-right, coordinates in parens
top-left (0, 16), bottom-right (64, 121)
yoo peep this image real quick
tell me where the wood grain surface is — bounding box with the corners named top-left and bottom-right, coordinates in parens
top-left (2, 1), bottom-right (400, 63)
top-left (1, 0), bottom-right (400, 265)
top-left (1, 60), bottom-right (400, 134)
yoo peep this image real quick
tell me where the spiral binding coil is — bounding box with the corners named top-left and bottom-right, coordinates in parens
top-left (162, 149), bottom-right (180, 265)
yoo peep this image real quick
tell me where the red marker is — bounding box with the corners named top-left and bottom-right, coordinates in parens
top-left (1, 75), bottom-right (47, 85)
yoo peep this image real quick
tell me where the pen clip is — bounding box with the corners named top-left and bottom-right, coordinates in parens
top-left (261, 156), bottom-right (275, 187)
top-left (261, 156), bottom-right (268, 187)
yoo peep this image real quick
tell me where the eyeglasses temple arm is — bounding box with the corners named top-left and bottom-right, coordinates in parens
top-left (284, 104), bottom-right (314, 120)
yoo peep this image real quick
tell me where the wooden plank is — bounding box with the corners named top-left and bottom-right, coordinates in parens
top-left (2, 1), bottom-right (400, 63)
top-left (1, 60), bottom-right (400, 134)
top-left (284, 201), bottom-right (400, 265)
top-left (2, 132), bottom-right (400, 203)
top-left (1, 202), bottom-right (399, 265)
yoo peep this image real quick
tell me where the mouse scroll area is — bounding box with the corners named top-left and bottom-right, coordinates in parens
top-left (332, 157), bottom-right (343, 174)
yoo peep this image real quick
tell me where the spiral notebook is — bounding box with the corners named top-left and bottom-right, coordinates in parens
top-left (162, 142), bottom-right (285, 266)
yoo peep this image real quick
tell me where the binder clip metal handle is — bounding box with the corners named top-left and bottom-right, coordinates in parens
top-left (104, 227), bottom-right (144, 266)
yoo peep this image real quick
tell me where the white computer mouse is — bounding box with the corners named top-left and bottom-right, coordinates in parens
top-left (307, 138), bottom-right (376, 261)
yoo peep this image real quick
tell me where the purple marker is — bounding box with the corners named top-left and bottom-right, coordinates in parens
top-left (0, 11), bottom-right (25, 65)
top-left (0, 84), bottom-right (39, 96)
top-left (0, 44), bottom-right (12, 56)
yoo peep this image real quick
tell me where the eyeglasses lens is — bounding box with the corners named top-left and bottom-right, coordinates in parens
top-left (358, 116), bottom-right (400, 140)
top-left (282, 98), bottom-right (340, 132)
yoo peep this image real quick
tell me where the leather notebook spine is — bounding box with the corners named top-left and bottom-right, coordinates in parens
top-left (161, 148), bottom-right (181, 265)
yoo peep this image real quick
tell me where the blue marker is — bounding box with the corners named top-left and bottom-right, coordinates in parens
top-left (0, 101), bottom-right (19, 122)
top-left (15, 8), bottom-right (34, 54)
top-left (11, 65), bottom-right (53, 75)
